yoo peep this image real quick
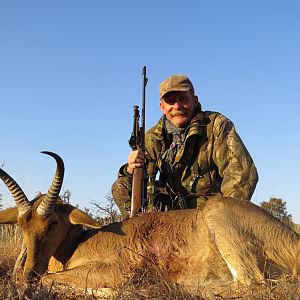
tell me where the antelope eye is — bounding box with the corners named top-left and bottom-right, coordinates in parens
top-left (47, 221), bottom-right (58, 232)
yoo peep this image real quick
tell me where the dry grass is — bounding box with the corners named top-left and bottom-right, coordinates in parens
top-left (0, 225), bottom-right (22, 276)
top-left (1, 224), bottom-right (300, 299)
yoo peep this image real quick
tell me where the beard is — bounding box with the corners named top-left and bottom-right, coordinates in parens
top-left (169, 109), bottom-right (188, 117)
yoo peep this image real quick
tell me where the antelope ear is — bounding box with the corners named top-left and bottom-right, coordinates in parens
top-left (68, 208), bottom-right (101, 229)
top-left (0, 207), bottom-right (18, 224)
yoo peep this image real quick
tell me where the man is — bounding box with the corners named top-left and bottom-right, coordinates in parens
top-left (112, 74), bottom-right (258, 216)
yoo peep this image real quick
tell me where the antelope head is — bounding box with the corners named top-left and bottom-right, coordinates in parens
top-left (0, 151), bottom-right (101, 282)
top-left (0, 151), bottom-right (71, 281)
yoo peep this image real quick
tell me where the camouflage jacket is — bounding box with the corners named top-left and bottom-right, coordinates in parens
top-left (119, 107), bottom-right (258, 208)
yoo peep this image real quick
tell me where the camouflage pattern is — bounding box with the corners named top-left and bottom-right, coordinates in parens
top-left (112, 177), bottom-right (178, 217)
top-left (159, 74), bottom-right (194, 99)
top-left (111, 177), bottom-right (132, 216)
top-left (112, 105), bottom-right (258, 215)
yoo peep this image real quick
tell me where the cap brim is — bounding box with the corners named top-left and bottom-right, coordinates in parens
top-left (160, 86), bottom-right (191, 99)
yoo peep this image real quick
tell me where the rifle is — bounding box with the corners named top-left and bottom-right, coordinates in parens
top-left (128, 66), bottom-right (148, 217)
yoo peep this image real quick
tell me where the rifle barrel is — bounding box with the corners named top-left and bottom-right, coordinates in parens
top-left (141, 66), bottom-right (148, 152)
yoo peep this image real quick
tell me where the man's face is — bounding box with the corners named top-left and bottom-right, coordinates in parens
top-left (160, 90), bottom-right (198, 128)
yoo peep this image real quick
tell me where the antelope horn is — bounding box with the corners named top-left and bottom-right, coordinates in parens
top-left (37, 151), bottom-right (65, 217)
top-left (0, 167), bottom-right (31, 216)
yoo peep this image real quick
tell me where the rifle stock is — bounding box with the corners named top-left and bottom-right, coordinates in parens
top-left (130, 167), bottom-right (144, 217)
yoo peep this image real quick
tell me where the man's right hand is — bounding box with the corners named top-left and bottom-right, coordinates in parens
top-left (127, 150), bottom-right (145, 175)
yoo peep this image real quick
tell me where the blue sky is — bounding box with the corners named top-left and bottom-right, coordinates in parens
top-left (1, 1), bottom-right (300, 222)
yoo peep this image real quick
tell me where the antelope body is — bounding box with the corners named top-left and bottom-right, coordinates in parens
top-left (0, 152), bottom-right (299, 290)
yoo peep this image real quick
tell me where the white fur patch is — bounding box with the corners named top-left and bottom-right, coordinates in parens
top-left (86, 288), bottom-right (116, 298)
top-left (221, 257), bottom-right (238, 281)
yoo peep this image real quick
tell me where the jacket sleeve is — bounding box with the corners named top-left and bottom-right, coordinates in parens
top-left (212, 114), bottom-right (258, 200)
top-left (117, 163), bottom-right (133, 178)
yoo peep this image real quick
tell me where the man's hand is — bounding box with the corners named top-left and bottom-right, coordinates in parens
top-left (127, 150), bottom-right (145, 175)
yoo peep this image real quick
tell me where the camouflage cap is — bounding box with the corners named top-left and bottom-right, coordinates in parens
top-left (159, 74), bottom-right (194, 99)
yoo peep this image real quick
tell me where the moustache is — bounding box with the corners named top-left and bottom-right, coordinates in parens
top-left (169, 110), bottom-right (187, 117)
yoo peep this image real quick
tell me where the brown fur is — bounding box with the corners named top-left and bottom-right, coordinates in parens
top-left (0, 195), bottom-right (299, 290)
top-left (293, 240), bottom-right (300, 280)
top-left (0, 207), bottom-right (19, 224)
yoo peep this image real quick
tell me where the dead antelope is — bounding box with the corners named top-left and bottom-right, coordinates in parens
top-left (0, 151), bottom-right (299, 291)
